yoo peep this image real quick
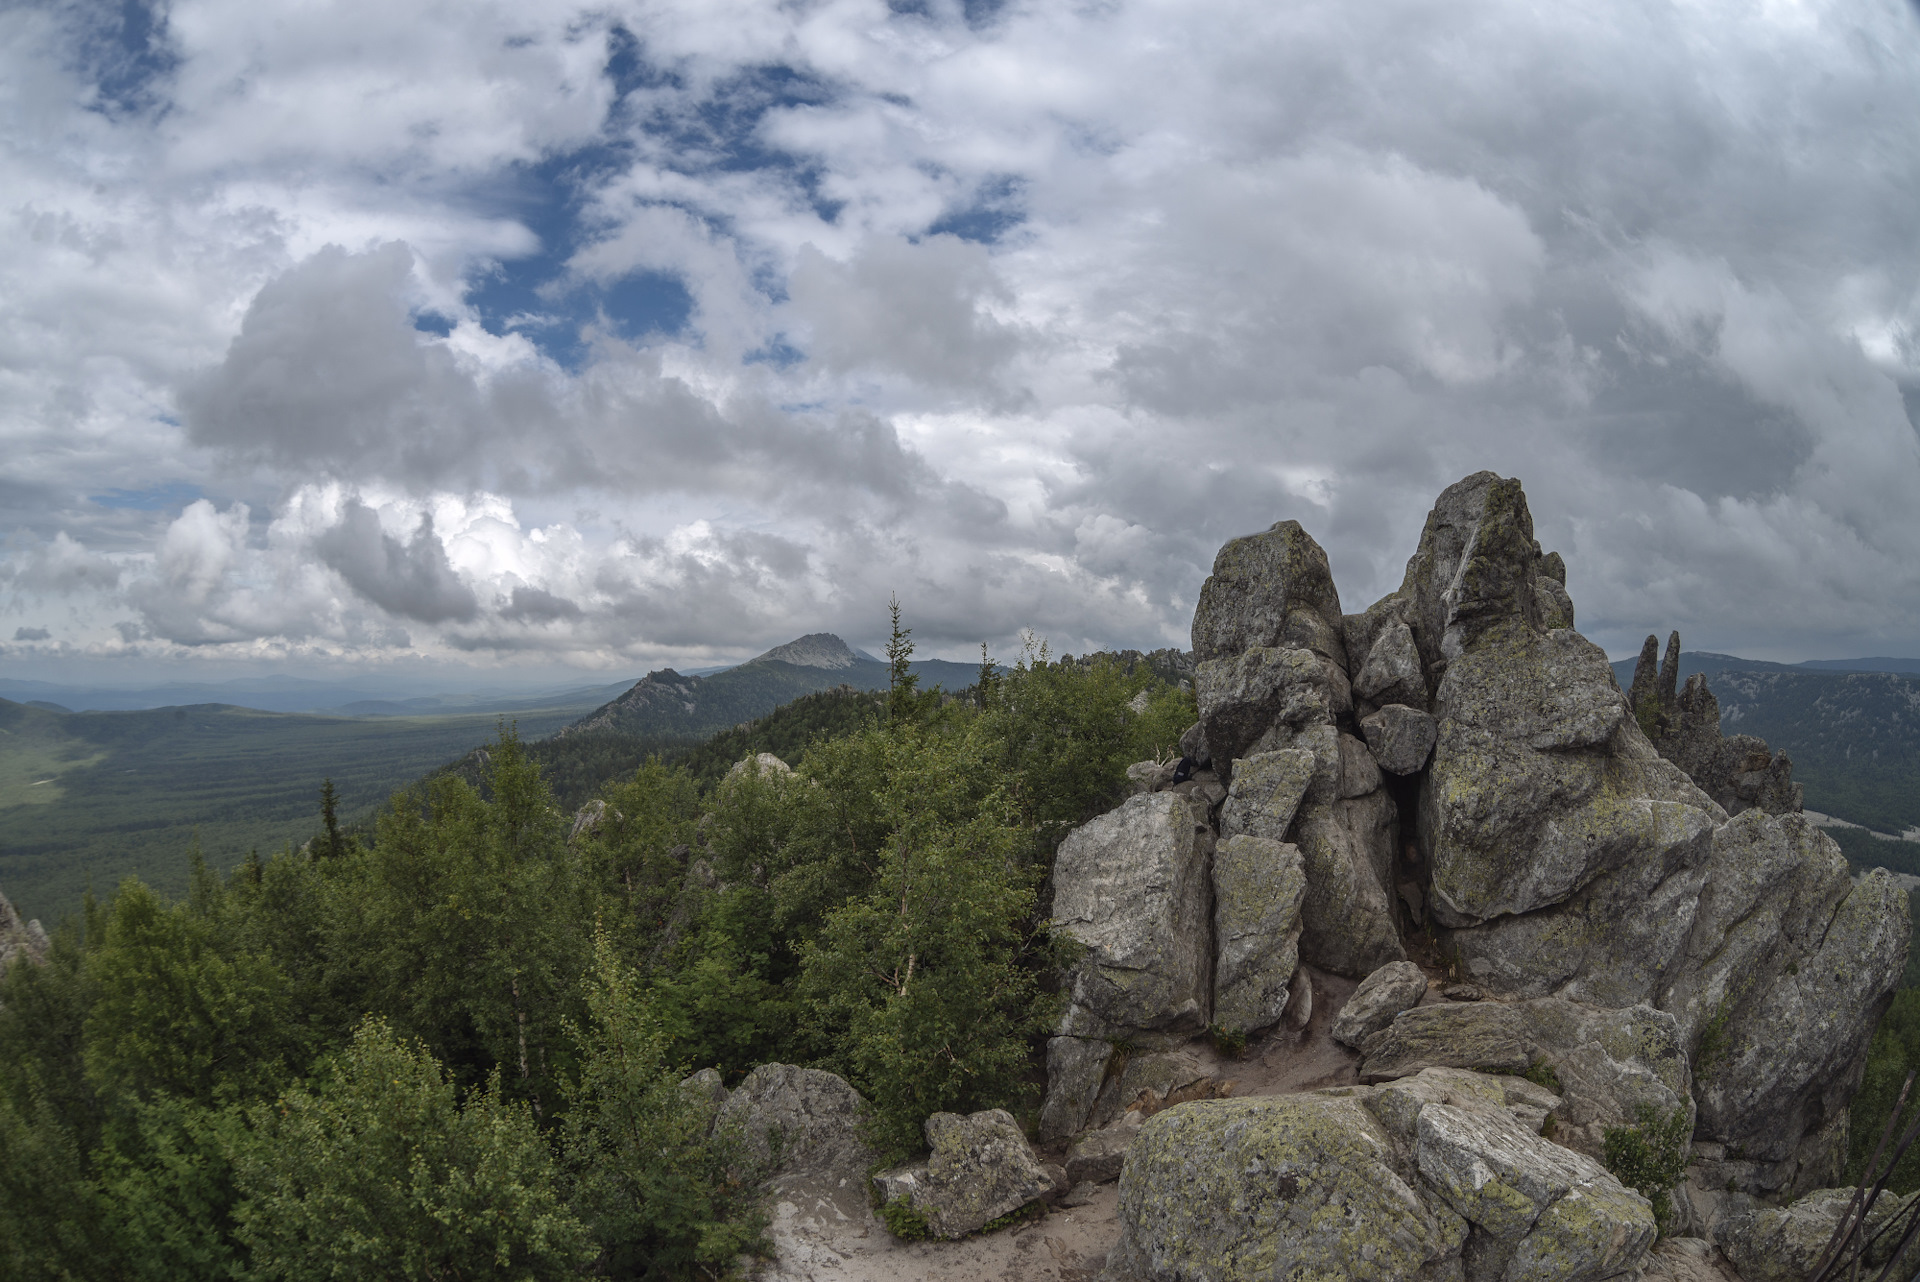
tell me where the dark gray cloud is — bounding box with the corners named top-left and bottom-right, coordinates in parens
top-left (313, 500), bottom-right (478, 624)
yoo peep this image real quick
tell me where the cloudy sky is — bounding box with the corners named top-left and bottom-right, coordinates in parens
top-left (4, 0), bottom-right (1919, 683)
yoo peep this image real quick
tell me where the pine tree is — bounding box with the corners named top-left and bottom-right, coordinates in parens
top-left (319, 779), bottom-right (345, 860)
top-left (885, 594), bottom-right (918, 725)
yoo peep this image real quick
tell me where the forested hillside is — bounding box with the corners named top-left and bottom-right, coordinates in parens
top-left (0, 646), bottom-right (1193, 1280)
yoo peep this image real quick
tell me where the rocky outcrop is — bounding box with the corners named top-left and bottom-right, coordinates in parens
top-left (0, 890), bottom-right (49, 978)
top-left (1050, 470), bottom-right (1904, 1234)
top-left (715, 1064), bottom-right (873, 1180)
top-left (1714, 1187), bottom-right (1919, 1282)
top-left (1051, 791), bottom-right (1215, 1044)
top-left (872, 1109), bottom-right (1054, 1239)
top-left (1107, 1067), bottom-right (1656, 1282)
top-left (1629, 632), bottom-right (1803, 818)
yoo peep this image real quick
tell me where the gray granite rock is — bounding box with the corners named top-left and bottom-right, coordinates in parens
top-left (916, 1108), bottom-right (1054, 1238)
top-left (0, 889), bottom-right (49, 978)
top-left (716, 1064), bottom-right (873, 1180)
top-left (1331, 960), bottom-right (1429, 1049)
top-left (1353, 617), bottom-right (1429, 711)
top-left (1065, 1113), bottom-right (1142, 1184)
top-left (1359, 1001), bottom-right (1533, 1082)
top-left (1190, 519), bottom-right (1346, 667)
top-left (1361, 702), bottom-right (1437, 774)
top-left (1210, 835), bottom-right (1306, 1034)
top-left (1216, 748), bottom-right (1314, 843)
top-left (1292, 787), bottom-right (1405, 977)
top-left (1052, 791), bottom-right (1214, 1041)
top-left (1195, 645), bottom-right (1350, 769)
top-left (1039, 1034), bottom-right (1113, 1142)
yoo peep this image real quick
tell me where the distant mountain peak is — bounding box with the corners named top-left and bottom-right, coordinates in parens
top-left (749, 633), bottom-right (878, 670)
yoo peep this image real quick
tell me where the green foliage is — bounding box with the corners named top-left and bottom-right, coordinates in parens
top-left (797, 720), bottom-right (1053, 1160)
top-left (560, 931), bottom-right (769, 1278)
top-left (1693, 996), bottom-right (1735, 1079)
top-left (879, 1196), bottom-right (929, 1240)
top-left (233, 1018), bottom-right (593, 1281)
top-left (1601, 1104), bottom-right (1691, 1237)
top-left (1522, 1058), bottom-right (1563, 1094)
top-left (83, 879), bottom-right (299, 1107)
top-left (1849, 989), bottom-right (1920, 1194)
top-left (1207, 1023), bottom-right (1249, 1058)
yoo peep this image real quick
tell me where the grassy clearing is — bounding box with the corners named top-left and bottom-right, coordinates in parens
top-left (0, 708), bottom-right (109, 807)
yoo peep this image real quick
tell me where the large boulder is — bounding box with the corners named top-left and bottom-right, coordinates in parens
top-left (1358, 996), bottom-right (1694, 1162)
top-left (1051, 790), bottom-right (1214, 1042)
top-left (1210, 835), bottom-right (1306, 1034)
top-left (1361, 702), bottom-right (1437, 775)
top-left (1331, 960), bottom-right (1428, 1049)
top-left (1421, 625), bottom-right (1718, 929)
top-left (1039, 1035), bottom-right (1113, 1142)
top-left (1216, 748), bottom-right (1314, 843)
top-left (1190, 519), bottom-right (1347, 668)
top-left (1715, 1187), bottom-right (1919, 1282)
top-left (1108, 1068), bottom-right (1657, 1282)
top-left (1652, 810), bottom-right (1909, 1196)
top-left (1194, 646), bottom-right (1350, 769)
top-left (1291, 786), bottom-right (1406, 977)
top-left (914, 1109), bottom-right (1054, 1238)
top-left (715, 1064), bottom-right (873, 1180)
top-left (1108, 1094), bottom-right (1469, 1281)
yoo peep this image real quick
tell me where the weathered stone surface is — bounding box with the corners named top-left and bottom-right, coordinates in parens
top-left (1109, 1095), bottom-right (1469, 1282)
top-left (1332, 960), bottom-right (1429, 1049)
top-left (1354, 617), bottom-right (1429, 711)
top-left (1292, 787), bottom-right (1405, 977)
top-left (1195, 646), bottom-right (1351, 769)
top-left (1284, 965), bottom-right (1314, 1031)
top-left (0, 889), bottom-right (49, 978)
top-left (1086, 1047), bottom-right (1214, 1131)
top-left (1651, 810), bottom-right (1909, 1195)
top-left (1513, 998), bottom-right (1693, 1163)
top-left (1211, 835), bottom-right (1306, 1034)
top-left (1715, 1187), bottom-right (1918, 1282)
top-left (1535, 576), bottom-right (1576, 631)
top-left (1362, 702), bottom-right (1437, 774)
top-left (871, 1161), bottom-right (928, 1211)
top-left (1126, 759), bottom-right (1177, 794)
top-left (1217, 749), bottom-right (1314, 844)
top-left (1337, 730), bottom-right (1383, 798)
top-left (1359, 1002), bottom-right (1533, 1082)
top-left (1052, 790), bottom-right (1214, 1041)
top-left (1636, 1237), bottom-right (1743, 1282)
top-left (1065, 1113), bottom-right (1142, 1184)
top-left (1394, 471), bottom-right (1554, 678)
top-left (717, 1064), bottom-right (874, 1179)
top-left (679, 1066), bottom-right (730, 1111)
top-left (1190, 519), bottom-right (1346, 667)
top-left (1421, 624), bottom-right (1718, 928)
top-left (917, 1108), bottom-right (1054, 1238)
top-left (1040, 1035), bottom-right (1113, 1142)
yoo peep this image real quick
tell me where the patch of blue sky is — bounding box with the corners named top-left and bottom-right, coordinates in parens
top-left (72, 0), bottom-right (179, 118)
top-left (747, 339), bottom-right (807, 369)
top-left (928, 175), bottom-right (1028, 244)
top-left (89, 481), bottom-right (203, 512)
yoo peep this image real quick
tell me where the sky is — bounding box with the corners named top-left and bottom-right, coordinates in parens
top-left (4, 0), bottom-right (1920, 685)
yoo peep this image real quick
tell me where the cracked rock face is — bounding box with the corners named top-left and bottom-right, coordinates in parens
top-left (1109, 1069), bottom-right (1656, 1282)
top-left (717, 1064), bottom-right (874, 1181)
top-left (1051, 790), bottom-right (1214, 1043)
top-left (1210, 835), bottom-right (1306, 1034)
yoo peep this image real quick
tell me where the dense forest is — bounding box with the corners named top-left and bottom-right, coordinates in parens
top-left (0, 634), bottom-right (1193, 1281)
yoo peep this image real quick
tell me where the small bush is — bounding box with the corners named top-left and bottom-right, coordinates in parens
top-left (1522, 1058), bottom-right (1564, 1094)
top-left (1602, 1104), bottom-right (1691, 1237)
top-left (1208, 1023), bottom-right (1249, 1058)
top-left (880, 1197), bottom-right (929, 1240)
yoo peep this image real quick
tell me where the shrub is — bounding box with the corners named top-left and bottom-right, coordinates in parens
top-left (1601, 1104), bottom-right (1691, 1237)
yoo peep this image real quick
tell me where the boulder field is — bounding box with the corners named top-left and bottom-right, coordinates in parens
top-left (1040, 472), bottom-right (1908, 1281)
